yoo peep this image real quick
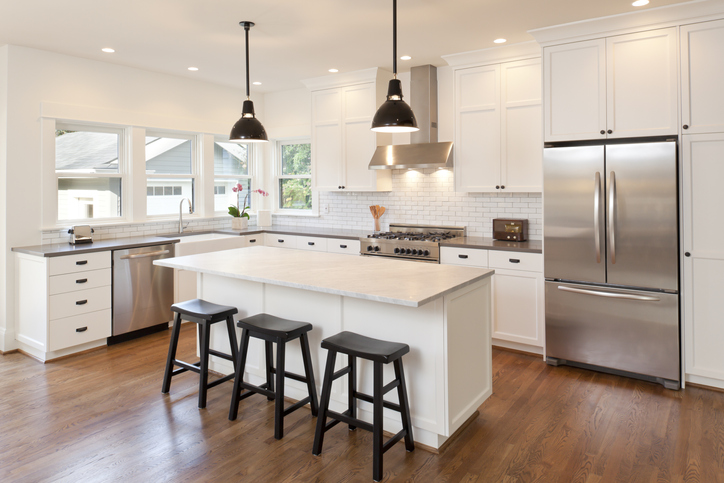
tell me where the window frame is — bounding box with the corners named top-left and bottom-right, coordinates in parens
top-left (212, 136), bottom-right (254, 215)
top-left (53, 122), bottom-right (128, 225)
top-left (275, 138), bottom-right (316, 216)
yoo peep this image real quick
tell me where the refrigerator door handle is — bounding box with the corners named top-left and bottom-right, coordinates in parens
top-left (557, 285), bottom-right (660, 302)
top-left (594, 172), bottom-right (602, 263)
top-left (608, 171), bottom-right (616, 264)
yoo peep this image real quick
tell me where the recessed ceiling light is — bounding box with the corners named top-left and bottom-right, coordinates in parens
top-left (101, 48), bottom-right (115, 53)
top-left (328, 68), bottom-right (339, 73)
top-left (188, 67), bottom-right (199, 71)
top-left (253, 81), bottom-right (262, 85)
top-left (494, 38), bottom-right (507, 44)
top-left (400, 55), bottom-right (412, 60)
top-left (632, 0), bottom-right (649, 6)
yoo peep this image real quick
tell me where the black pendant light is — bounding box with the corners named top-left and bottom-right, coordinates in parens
top-left (371, 0), bottom-right (418, 133)
top-left (230, 21), bottom-right (268, 143)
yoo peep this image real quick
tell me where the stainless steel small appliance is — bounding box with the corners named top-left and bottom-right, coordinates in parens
top-left (360, 223), bottom-right (465, 263)
top-left (493, 219), bottom-right (528, 242)
top-left (68, 225), bottom-right (94, 244)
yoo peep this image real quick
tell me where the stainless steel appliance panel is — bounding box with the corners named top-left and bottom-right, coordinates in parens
top-left (605, 142), bottom-right (678, 291)
top-left (112, 244), bottom-right (175, 336)
top-left (543, 145), bottom-right (606, 283)
top-left (545, 281), bottom-right (679, 381)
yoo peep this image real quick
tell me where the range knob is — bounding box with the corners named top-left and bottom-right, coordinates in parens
top-left (373, 246), bottom-right (380, 252)
top-left (411, 249), bottom-right (418, 255)
top-left (405, 248), bottom-right (412, 255)
top-left (423, 249), bottom-right (430, 256)
top-left (394, 247), bottom-right (400, 254)
top-left (366, 245), bottom-right (374, 252)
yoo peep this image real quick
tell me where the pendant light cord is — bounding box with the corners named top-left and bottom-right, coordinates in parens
top-left (245, 24), bottom-right (251, 99)
top-left (392, 0), bottom-right (397, 78)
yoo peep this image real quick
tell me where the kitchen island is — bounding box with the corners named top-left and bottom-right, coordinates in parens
top-left (154, 246), bottom-right (494, 450)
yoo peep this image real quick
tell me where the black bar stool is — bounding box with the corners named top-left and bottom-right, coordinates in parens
top-left (161, 299), bottom-right (238, 409)
top-left (312, 331), bottom-right (414, 482)
top-left (228, 313), bottom-right (319, 440)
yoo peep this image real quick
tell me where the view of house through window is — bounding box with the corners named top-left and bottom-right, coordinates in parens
top-left (55, 128), bottom-right (123, 221)
top-left (145, 135), bottom-right (195, 216)
top-left (278, 141), bottom-right (312, 211)
top-left (214, 140), bottom-right (252, 213)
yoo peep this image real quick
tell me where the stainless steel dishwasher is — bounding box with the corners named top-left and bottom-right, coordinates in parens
top-left (110, 243), bottom-right (175, 344)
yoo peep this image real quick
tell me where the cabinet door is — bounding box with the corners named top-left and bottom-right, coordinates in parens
top-left (501, 58), bottom-right (542, 192)
top-left (681, 19), bottom-right (724, 134)
top-left (606, 28), bottom-right (678, 138)
top-left (342, 84), bottom-right (381, 191)
top-left (683, 134), bottom-right (724, 386)
top-left (544, 39), bottom-right (606, 142)
top-left (311, 89), bottom-right (342, 191)
top-left (491, 268), bottom-right (544, 349)
top-left (454, 64), bottom-right (501, 192)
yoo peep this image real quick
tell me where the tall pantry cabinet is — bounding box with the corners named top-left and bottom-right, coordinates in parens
top-left (680, 19), bottom-right (724, 390)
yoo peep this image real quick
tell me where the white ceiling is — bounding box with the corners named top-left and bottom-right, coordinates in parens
top-left (0, 0), bottom-right (687, 94)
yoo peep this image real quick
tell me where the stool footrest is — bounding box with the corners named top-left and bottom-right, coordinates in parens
top-left (206, 373), bottom-right (235, 389)
top-left (326, 410), bottom-right (374, 433)
top-left (353, 391), bottom-right (402, 413)
top-left (174, 360), bottom-right (201, 374)
top-left (331, 365), bottom-right (352, 381)
top-left (208, 349), bottom-right (235, 362)
top-left (270, 368), bottom-right (310, 384)
top-left (237, 381), bottom-right (275, 400)
top-left (382, 429), bottom-right (408, 454)
top-left (283, 397), bottom-right (311, 416)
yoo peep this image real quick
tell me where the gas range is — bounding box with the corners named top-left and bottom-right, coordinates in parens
top-left (359, 224), bottom-right (466, 263)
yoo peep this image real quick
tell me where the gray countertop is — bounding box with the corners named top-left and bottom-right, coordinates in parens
top-left (441, 237), bottom-right (542, 253)
top-left (12, 236), bottom-right (180, 257)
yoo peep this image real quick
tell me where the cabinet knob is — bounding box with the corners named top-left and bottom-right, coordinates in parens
top-left (600, 130), bottom-right (606, 135)
top-left (607, 129), bottom-right (613, 134)
top-left (249, 239), bottom-right (256, 243)
top-left (685, 252), bottom-right (691, 257)
top-left (340, 244), bottom-right (347, 249)
top-left (683, 124), bottom-right (689, 130)
top-left (496, 185), bottom-right (500, 189)
top-left (308, 241), bottom-right (315, 246)
top-left (500, 185), bottom-right (505, 189)
top-left (458, 254), bottom-right (468, 259)
top-left (76, 327), bottom-right (88, 333)
top-left (278, 239), bottom-right (284, 243)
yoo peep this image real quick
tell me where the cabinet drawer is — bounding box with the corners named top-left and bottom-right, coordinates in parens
top-left (49, 286), bottom-right (112, 320)
top-left (48, 309), bottom-right (111, 351)
top-left (327, 238), bottom-right (361, 255)
top-left (489, 250), bottom-right (542, 272)
top-left (49, 268), bottom-right (111, 295)
top-left (49, 251), bottom-right (111, 276)
top-left (297, 236), bottom-right (328, 252)
top-left (265, 234), bottom-right (298, 249)
top-left (440, 247), bottom-right (489, 267)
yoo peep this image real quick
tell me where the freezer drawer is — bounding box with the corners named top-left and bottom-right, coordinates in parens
top-left (545, 281), bottom-right (679, 383)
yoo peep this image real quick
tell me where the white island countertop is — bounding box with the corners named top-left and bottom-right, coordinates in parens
top-left (155, 246), bottom-right (494, 307)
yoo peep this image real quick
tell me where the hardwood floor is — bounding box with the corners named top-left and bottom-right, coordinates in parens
top-left (2, 325), bottom-right (723, 482)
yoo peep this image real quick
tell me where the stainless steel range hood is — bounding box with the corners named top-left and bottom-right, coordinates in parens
top-left (369, 65), bottom-right (453, 170)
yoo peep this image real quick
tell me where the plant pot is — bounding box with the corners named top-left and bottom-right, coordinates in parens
top-left (231, 217), bottom-right (248, 230)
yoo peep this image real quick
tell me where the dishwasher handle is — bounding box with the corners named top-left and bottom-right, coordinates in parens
top-left (119, 249), bottom-right (170, 260)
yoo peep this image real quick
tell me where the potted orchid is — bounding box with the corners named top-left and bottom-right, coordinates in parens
top-left (228, 183), bottom-right (269, 230)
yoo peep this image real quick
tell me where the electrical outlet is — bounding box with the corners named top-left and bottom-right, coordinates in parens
top-left (322, 205), bottom-right (330, 214)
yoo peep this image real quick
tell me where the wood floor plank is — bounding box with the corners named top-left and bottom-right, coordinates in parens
top-left (2, 332), bottom-right (724, 482)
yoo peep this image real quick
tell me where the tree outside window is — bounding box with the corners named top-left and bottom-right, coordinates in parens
top-left (278, 141), bottom-right (312, 211)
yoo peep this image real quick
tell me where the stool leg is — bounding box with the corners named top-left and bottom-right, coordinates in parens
top-left (225, 316), bottom-right (239, 371)
top-left (265, 340), bottom-right (275, 400)
top-left (312, 350), bottom-right (337, 456)
top-left (348, 355), bottom-right (357, 431)
top-left (274, 337), bottom-right (286, 440)
top-left (300, 332), bottom-right (318, 417)
top-left (372, 361), bottom-right (384, 482)
top-left (229, 328), bottom-right (251, 421)
top-left (161, 313), bottom-right (183, 394)
top-left (394, 358), bottom-right (415, 452)
top-left (198, 322), bottom-right (211, 409)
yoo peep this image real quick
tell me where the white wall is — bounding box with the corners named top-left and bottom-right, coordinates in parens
top-left (1, 45), bottom-right (250, 351)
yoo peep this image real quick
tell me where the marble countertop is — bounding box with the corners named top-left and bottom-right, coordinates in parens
top-left (12, 236), bottom-right (180, 257)
top-left (154, 246), bottom-right (494, 307)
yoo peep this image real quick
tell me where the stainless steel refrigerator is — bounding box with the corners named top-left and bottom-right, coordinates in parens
top-left (543, 139), bottom-right (680, 389)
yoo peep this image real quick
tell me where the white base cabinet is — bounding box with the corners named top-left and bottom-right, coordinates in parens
top-left (440, 246), bottom-right (544, 354)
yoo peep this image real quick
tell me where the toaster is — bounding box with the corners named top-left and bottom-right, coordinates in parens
top-left (68, 225), bottom-right (94, 244)
top-left (493, 219), bottom-right (528, 242)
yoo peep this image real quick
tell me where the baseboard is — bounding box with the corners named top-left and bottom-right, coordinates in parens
top-left (492, 340), bottom-right (544, 358)
top-left (685, 374), bottom-right (724, 392)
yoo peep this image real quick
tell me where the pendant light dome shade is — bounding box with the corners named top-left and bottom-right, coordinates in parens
top-left (229, 21), bottom-right (268, 143)
top-left (371, 0), bottom-right (419, 134)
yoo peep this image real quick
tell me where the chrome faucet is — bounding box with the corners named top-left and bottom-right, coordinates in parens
top-left (179, 198), bottom-right (193, 233)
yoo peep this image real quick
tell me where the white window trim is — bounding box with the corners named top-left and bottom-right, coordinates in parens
top-left (50, 121), bottom-right (129, 227)
top-left (212, 136), bottom-right (254, 215)
top-left (274, 138), bottom-right (317, 216)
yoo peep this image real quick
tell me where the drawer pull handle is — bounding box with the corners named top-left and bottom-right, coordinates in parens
top-left (308, 242), bottom-right (315, 246)
top-left (76, 260), bottom-right (88, 265)
top-left (249, 239), bottom-right (256, 243)
top-left (509, 259), bottom-right (521, 264)
top-left (458, 254), bottom-right (468, 259)
top-left (76, 300), bottom-right (88, 305)
top-left (76, 327), bottom-right (88, 333)
top-left (278, 239), bottom-right (284, 243)
top-left (340, 244), bottom-right (347, 249)
top-left (76, 278), bottom-right (88, 284)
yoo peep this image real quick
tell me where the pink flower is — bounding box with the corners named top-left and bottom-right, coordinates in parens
top-left (253, 189), bottom-right (269, 197)
top-left (232, 183), bottom-right (244, 193)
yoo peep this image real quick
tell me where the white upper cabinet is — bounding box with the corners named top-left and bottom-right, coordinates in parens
top-left (454, 57), bottom-right (542, 193)
top-left (544, 28), bottom-right (678, 142)
top-left (306, 68), bottom-right (391, 192)
top-left (681, 19), bottom-right (724, 134)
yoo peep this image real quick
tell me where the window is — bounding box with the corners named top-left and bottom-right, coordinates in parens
top-left (277, 140), bottom-right (312, 212)
top-left (146, 133), bottom-right (196, 216)
top-left (214, 139), bottom-right (253, 213)
top-left (55, 125), bottom-right (124, 222)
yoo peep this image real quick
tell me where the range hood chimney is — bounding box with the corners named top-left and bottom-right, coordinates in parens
top-left (369, 65), bottom-right (453, 170)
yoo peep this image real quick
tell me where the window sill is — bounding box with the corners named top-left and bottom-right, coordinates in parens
top-left (273, 211), bottom-right (319, 218)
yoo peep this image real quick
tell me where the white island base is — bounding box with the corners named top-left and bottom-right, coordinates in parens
top-left (157, 247), bottom-right (493, 450)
